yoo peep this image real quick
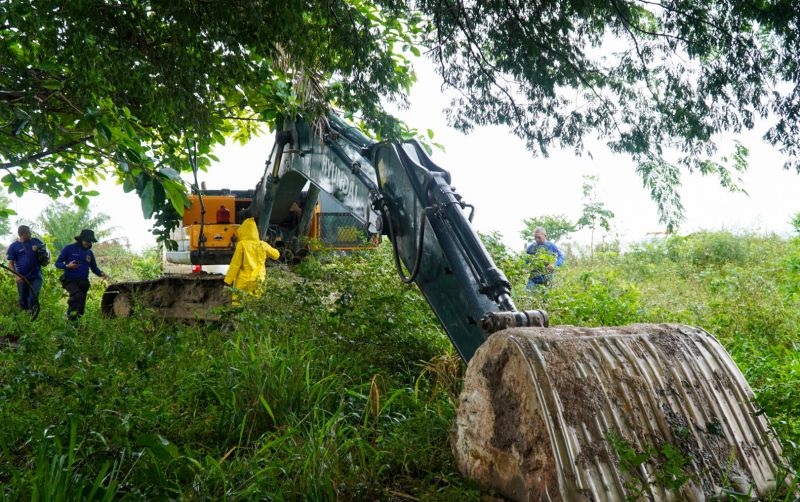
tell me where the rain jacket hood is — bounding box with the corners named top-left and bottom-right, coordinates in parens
top-left (237, 217), bottom-right (260, 242)
top-left (224, 218), bottom-right (280, 295)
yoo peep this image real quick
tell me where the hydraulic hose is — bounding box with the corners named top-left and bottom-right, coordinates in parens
top-left (384, 203), bottom-right (429, 284)
top-left (187, 139), bottom-right (207, 255)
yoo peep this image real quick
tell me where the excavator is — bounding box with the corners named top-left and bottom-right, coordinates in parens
top-left (101, 114), bottom-right (789, 501)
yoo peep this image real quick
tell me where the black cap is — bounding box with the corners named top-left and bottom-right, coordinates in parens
top-left (75, 229), bottom-right (98, 243)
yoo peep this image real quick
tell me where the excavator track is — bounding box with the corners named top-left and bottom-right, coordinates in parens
top-left (101, 273), bottom-right (230, 319)
top-left (453, 324), bottom-right (789, 501)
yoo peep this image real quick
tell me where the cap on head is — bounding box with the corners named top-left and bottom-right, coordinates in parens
top-left (75, 229), bottom-right (98, 243)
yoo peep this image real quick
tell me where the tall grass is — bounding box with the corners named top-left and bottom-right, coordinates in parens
top-left (0, 245), bottom-right (474, 500)
top-left (513, 231), bottom-right (800, 470)
top-left (0, 231), bottom-right (797, 499)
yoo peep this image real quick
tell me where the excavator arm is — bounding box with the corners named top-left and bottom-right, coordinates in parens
top-left (250, 115), bottom-right (546, 360)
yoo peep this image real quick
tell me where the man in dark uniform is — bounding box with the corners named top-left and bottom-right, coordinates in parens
top-left (5, 225), bottom-right (45, 311)
top-left (55, 229), bottom-right (109, 320)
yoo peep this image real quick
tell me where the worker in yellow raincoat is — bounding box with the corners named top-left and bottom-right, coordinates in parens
top-left (224, 217), bottom-right (280, 299)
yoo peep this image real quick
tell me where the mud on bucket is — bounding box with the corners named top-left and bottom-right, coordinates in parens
top-left (451, 324), bottom-right (789, 502)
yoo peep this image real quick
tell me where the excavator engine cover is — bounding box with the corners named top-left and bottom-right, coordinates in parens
top-left (452, 324), bottom-right (788, 501)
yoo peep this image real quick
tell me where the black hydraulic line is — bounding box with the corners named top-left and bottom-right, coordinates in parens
top-left (462, 203), bottom-right (475, 223)
top-left (393, 145), bottom-right (517, 312)
top-left (385, 204), bottom-right (429, 284)
top-left (329, 134), bottom-right (512, 312)
top-left (0, 263), bottom-right (40, 320)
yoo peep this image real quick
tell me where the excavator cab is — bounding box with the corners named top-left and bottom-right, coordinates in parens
top-left (163, 186), bottom-right (378, 268)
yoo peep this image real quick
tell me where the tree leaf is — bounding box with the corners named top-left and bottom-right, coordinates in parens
top-left (40, 79), bottom-right (64, 90)
top-left (162, 180), bottom-right (188, 216)
top-left (12, 119), bottom-right (29, 136)
top-left (140, 180), bottom-right (155, 219)
top-left (158, 167), bottom-right (181, 181)
top-left (137, 434), bottom-right (179, 461)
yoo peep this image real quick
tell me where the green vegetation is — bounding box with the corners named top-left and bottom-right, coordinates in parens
top-left (520, 214), bottom-right (576, 244)
top-left (5, 1), bottom-right (800, 236)
top-left (0, 191), bottom-right (12, 237)
top-left (576, 174), bottom-right (616, 254)
top-left (1, 230), bottom-right (799, 499)
top-left (33, 202), bottom-right (113, 252)
top-left (0, 245), bottom-right (471, 500)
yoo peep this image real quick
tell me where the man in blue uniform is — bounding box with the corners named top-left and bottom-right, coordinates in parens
top-left (55, 229), bottom-right (109, 320)
top-left (526, 227), bottom-right (565, 290)
top-left (6, 225), bottom-right (45, 311)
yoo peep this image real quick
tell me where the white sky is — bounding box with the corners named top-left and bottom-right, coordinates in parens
top-left (6, 60), bottom-right (800, 252)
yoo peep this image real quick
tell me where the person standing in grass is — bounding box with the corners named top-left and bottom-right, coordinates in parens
top-left (526, 226), bottom-right (564, 290)
top-left (55, 229), bottom-right (109, 320)
top-left (224, 217), bottom-right (280, 299)
top-left (5, 225), bottom-right (46, 312)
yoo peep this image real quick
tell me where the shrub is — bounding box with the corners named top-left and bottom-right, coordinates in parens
top-left (537, 268), bottom-right (644, 326)
top-left (665, 231), bottom-right (749, 267)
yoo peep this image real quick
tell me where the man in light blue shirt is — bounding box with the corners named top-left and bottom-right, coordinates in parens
top-left (526, 227), bottom-right (564, 290)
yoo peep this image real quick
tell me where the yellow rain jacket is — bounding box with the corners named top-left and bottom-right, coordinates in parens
top-left (224, 218), bottom-right (280, 295)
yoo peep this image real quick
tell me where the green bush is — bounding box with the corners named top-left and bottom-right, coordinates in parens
top-left (546, 269), bottom-right (645, 326)
top-left (0, 242), bottom-right (469, 500)
top-left (783, 237), bottom-right (800, 302)
top-left (665, 231), bottom-right (749, 267)
top-left (94, 243), bottom-right (163, 282)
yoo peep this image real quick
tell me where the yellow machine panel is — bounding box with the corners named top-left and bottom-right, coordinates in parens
top-left (188, 224), bottom-right (238, 250)
top-left (183, 195), bottom-right (237, 225)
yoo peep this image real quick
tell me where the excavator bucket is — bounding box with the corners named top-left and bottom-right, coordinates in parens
top-left (452, 324), bottom-right (789, 501)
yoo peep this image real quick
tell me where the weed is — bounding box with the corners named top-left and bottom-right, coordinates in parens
top-left (607, 432), bottom-right (695, 500)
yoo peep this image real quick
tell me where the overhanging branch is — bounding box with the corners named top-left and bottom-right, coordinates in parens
top-left (0, 136), bottom-right (93, 169)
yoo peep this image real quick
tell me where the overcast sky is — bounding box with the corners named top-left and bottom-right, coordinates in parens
top-left (6, 60), bottom-right (800, 252)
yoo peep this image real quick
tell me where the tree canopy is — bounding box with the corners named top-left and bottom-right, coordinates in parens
top-left (520, 214), bottom-right (576, 243)
top-left (1, 0), bottom-right (420, 241)
top-left (2, 0), bottom-right (800, 239)
top-left (35, 201), bottom-right (113, 251)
